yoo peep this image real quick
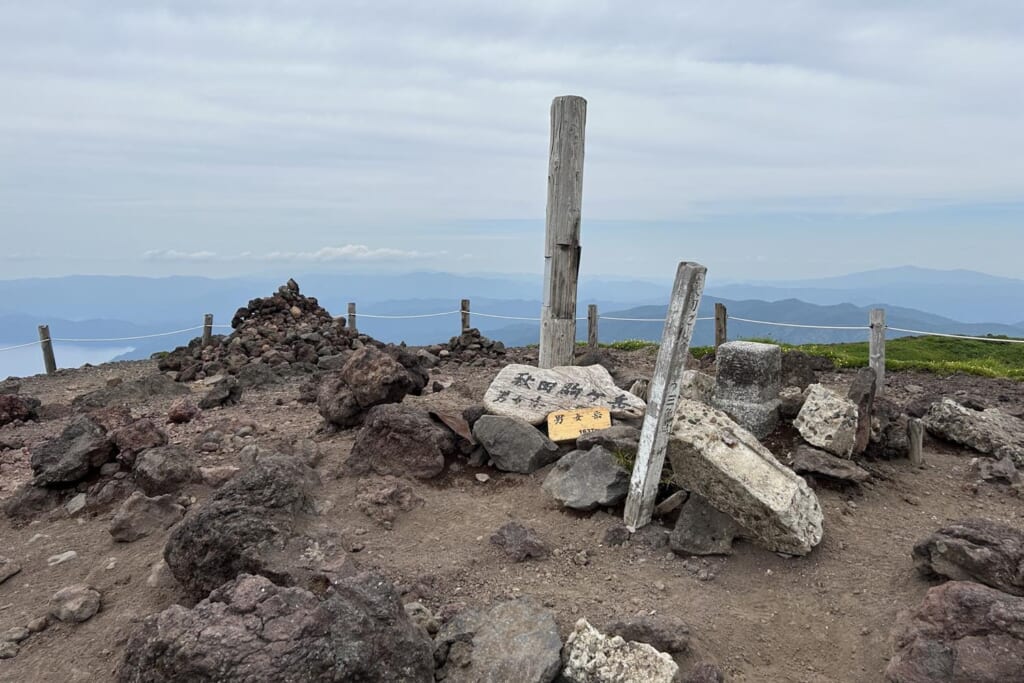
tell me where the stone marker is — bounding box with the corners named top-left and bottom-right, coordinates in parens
top-left (712, 341), bottom-right (782, 439)
top-left (547, 407), bottom-right (611, 443)
top-left (667, 398), bottom-right (824, 556)
top-left (483, 364), bottom-right (645, 425)
top-left (794, 384), bottom-right (859, 458)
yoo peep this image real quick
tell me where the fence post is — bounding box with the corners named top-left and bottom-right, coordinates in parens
top-left (587, 304), bottom-right (599, 350)
top-left (347, 302), bottom-right (357, 334)
top-left (38, 324), bottom-right (56, 375)
top-left (461, 299), bottom-right (471, 333)
top-left (202, 314), bottom-right (214, 346)
top-left (623, 261), bottom-right (707, 530)
top-left (539, 95), bottom-right (587, 369)
top-left (869, 308), bottom-right (886, 396)
top-left (714, 302), bottom-right (727, 349)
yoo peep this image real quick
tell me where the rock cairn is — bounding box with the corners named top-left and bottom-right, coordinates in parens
top-left (441, 327), bottom-right (506, 365)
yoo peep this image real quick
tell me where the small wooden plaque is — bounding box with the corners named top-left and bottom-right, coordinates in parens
top-left (547, 407), bottom-right (612, 443)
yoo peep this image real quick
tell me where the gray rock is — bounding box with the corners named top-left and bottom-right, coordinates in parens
top-left (541, 446), bottom-right (629, 511)
top-left (355, 476), bottom-right (424, 524)
top-left (668, 398), bottom-right (823, 556)
top-left (561, 618), bottom-right (679, 683)
top-left (0, 393), bottom-right (40, 426)
top-left (0, 556), bottom-right (21, 585)
top-left (64, 493), bottom-right (87, 516)
top-left (712, 341), bottom-right (783, 438)
top-left (47, 550), bottom-right (78, 566)
top-left (26, 617), bottom-right (49, 633)
top-left (31, 415), bottom-right (115, 486)
top-left (576, 424), bottom-right (641, 456)
top-left (781, 350), bottom-right (821, 390)
top-left (869, 398), bottom-right (911, 459)
top-left (404, 601), bottom-right (440, 637)
top-left (912, 518), bottom-right (1024, 596)
top-left (49, 585), bottom-right (101, 623)
top-left (2, 627), bottom-right (29, 643)
top-left (490, 521), bottom-right (549, 562)
top-left (317, 346), bottom-right (420, 428)
top-left (679, 370), bottom-right (715, 404)
top-left (971, 455), bottom-right (1020, 484)
top-left (482, 364), bottom-right (645, 425)
top-left (602, 615), bottom-right (690, 654)
top-left (117, 572), bottom-right (434, 682)
top-left (235, 363), bottom-right (282, 389)
top-left (778, 386), bottom-right (807, 419)
top-left (0, 642), bottom-right (17, 659)
top-left (198, 376), bottom-right (243, 409)
top-left (794, 384), bottom-right (859, 458)
top-left (886, 581), bottom-right (1024, 683)
top-left (72, 373), bottom-right (187, 409)
top-left (924, 398), bottom-right (1024, 465)
top-left (347, 404), bottom-right (457, 480)
top-left (198, 465), bottom-right (240, 488)
top-left (473, 415), bottom-right (560, 474)
top-left (133, 445), bottom-right (195, 496)
top-left (791, 445), bottom-right (871, 484)
top-left (682, 663), bottom-right (726, 683)
top-left (670, 493), bottom-right (744, 556)
top-left (167, 399), bottom-right (199, 424)
top-left (3, 483), bottom-right (62, 520)
top-left (710, 397), bottom-right (781, 439)
top-left (112, 418), bottom-right (168, 467)
top-left (847, 368), bottom-right (877, 455)
top-left (110, 492), bottom-right (186, 543)
top-left (434, 598), bottom-right (562, 683)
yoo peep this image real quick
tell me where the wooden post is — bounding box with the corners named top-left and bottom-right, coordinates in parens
top-left (202, 314), bottom-right (214, 346)
top-left (869, 308), bottom-right (886, 397)
top-left (38, 324), bottom-right (56, 376)
top-left (347, 302), bottom-right (357, 334)
top-left (908, 418), bottom-right (925, 467)
top-left (623, 262), bottom-right (707, 530)
top-left (587, 304), bottom-right (598, 350)
top-left (539, 95), bottom-right (587, 368)
top-left (461, 299), bottom-right (471, 333)
top-left (714, 302), bottom-right (727, 349)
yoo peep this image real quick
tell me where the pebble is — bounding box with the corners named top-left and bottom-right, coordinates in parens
top-left (0, 641), bottom-right (18, 659)
top-left (27, 617), bottom-right (49, 633)
top-left (475, 473), bottom-right (490, 483)
top-left (47, 550), bottom-right (78, 567)
top-left (2, 627), bottom-right (29, 643)
top-left (65, 493), bottom-right (87, 516)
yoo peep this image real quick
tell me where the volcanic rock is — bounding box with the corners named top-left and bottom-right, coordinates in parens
top-left (110, 492), bottom-right (186, 543)
top-left (472, 415), bottom-right (560, 474)
top-left (912, 518), bottom-right (1024, 596)
top-left (924, 398), bottom-right (1024, 465)
top-left (31, 415), bottom-right (115, 486)
top-left (542, 446), bottom-right (630, 511)
top-left (0, 394), bottom-right (40, 426)
top-left (347, 404), bottom-right (457, 479)
top-left (133, 445), bottom-right (195, 496)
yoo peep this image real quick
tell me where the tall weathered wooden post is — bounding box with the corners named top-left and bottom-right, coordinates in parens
top-left (623, 262), bottom-right (707, 530)
top-left (38, 324), bottom-right (56, 376)
top-left (869, 308), bottom-right (886, 396)
top-left (539, 95), bottom-right (587, 368)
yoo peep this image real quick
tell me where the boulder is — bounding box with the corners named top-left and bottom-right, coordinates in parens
top-left (472, 415), bottom-right (560, 474)
top-left (347, 404), bottom-right (457, 480)
top-left (116, 572), bottom-right (434, 683)
top-left (167, 399), bottom-right (199, 424)
top-left (668, 398), bottom-right (824, 556)
top-left (317, 346), bottom-right (419, 428)
top-left (602, 615), bottom-right (690, 655)
top-left (49, 585), bottom-right (101, 623)
top-left (669, 493), bottom-right (744, 556)
top-left (490, 521), bottom-right (550, 562)
top-left (791, 444), bottom-right (871, 484)
top-left (109, 492), bottom-right (186, 543)
top-left (133, 445), bottom-right (195, 496)
top-left (72, 373), bottom-right (188, 410)
top-left (482, 364), bottom-right (645, 425)
top-left (355, 476), bottom-right (424, 524)
top-left (885, 581), bottom-right (1024, 682)
top-left (112, 418), bottom-right (168, 467)
top-left (794, 384), bottom-right (859, 458)
top-left (31, 415), bottom-right (115, 486)
top-left (542, 446), bottom-right (630, 511)
top-left (561, 618), bottom-right (679, 683)
top-left (163, 455), bottom-right (324, 598)
top-left (971, 455), bottom-right (1020, 485)
top-left (434, 598), bottom-right (562, 683)
top-left (0, 394), bottom-right (40, 426)
top-left (847, 368), bottom-right (877, 455)
top-left (576, 424), bottom-right (641, 456)
top-left (912, 518), bottom-right (1024, 596)
top-left (198, 376), bottom-right (243, 409)
top-left (924, 398), bottom-right (1024, 465)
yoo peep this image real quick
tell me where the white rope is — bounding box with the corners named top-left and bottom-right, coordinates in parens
top-left (357, 310), bottom-right (461, 319)
top-left (886, 326), bottom-right (1024, 344)
top-left (51, 325), bottom-right (208, 343)
top-left (0, 340), bottom-right (42, 352)
top-left (728, 316), bottom-right (869, 331)
top-left (472, 312), bottom-right (543, 321)
top-left (598, 315), bottom-right (714, 322)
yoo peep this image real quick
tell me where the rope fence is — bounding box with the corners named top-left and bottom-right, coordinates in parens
top-left (3, 302), bottom-right (1022, 380)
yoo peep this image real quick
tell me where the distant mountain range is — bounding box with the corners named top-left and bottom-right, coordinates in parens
top-left (0, 267), bottom-right (1021, 372)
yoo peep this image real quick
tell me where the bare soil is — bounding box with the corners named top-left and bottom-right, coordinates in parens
top-left (1, 350), bottom-right (1022, 682)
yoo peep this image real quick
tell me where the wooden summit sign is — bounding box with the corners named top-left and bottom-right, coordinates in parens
top-left (547, 407), bottom-right (611, 443)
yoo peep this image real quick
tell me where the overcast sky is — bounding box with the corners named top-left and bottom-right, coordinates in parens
top-left (2, 1), bottom-right (1023, 282)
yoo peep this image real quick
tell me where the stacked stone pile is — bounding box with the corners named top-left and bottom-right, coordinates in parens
top-left (441, 327), bottom-right (506, 365)
top-left (159, 280), bottom-right (370, 382)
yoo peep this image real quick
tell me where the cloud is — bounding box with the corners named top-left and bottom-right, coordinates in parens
top-left (141, 245), bottom-right (440, 262)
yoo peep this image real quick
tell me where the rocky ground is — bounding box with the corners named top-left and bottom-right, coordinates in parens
top-left (1, 305), bottom-right (1023, 681)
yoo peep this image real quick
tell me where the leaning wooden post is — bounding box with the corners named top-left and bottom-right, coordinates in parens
top-left (907, 418), bottom-right (925, 467)
top-left (539, 95), bottom-right (587, 368)
top-left (38, 324), bottom-right (56, 376)
top-left (714, 302), bottom-right (728, 349)
top-left (623, 262), bottom-right (707, 530)
top-left (587, 304), bottom-right (599, 350)
top-left (869, 308), bottom-right (886, 397)
top-left (347, 302), bottom-right (357, 334)
top-left (202, 313), bottom-right (214, 346)
top-left (461, 299), bottom-right (471, 333)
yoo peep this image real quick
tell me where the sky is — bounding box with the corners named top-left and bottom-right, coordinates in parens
top-left (2, 1), bottom-right (1023, 282)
